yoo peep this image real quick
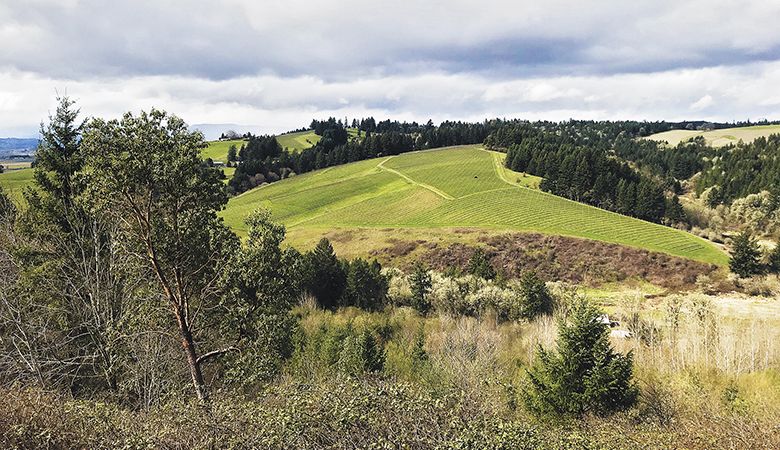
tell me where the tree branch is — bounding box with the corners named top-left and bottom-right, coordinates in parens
top-left (195, 346), bottom-right (238, 365)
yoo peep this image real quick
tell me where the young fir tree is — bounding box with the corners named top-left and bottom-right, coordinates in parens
top-left (409, 262), bottom-right (432, 315)
top-left (517, 271), bottom-right (554, 320)
top-left (338, 328), bottom-right (385, 375)
top-left (729, 232), bottom-right (763, 277)
top-left (524, 299), bottom-right (638, 417)
top-left (342, 258), bottom-right (388, 310)
top-left (766, 244), bottom-right (780, 275)
top-left (303, 238), bottom-right (346, 309)
top-left (227, 144), bottom-right (238, 165)
top-left (466, 247), bottom-right (496, 280)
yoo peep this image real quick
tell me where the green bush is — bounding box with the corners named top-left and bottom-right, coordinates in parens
top-left (409, 262), bottom-right (432, 315)
top-left (729, 232), bottom-right (763, 277)
top-left (467, 247), bottom-right (497, 280)
top-left (516, 271), bottom-right (554, 320)
top-left (524, 298), bottom-right (638, 417)
top-left (341, 258), bottom-right (388, 310)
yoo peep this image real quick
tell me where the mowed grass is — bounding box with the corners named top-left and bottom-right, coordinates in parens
top-left (222, 145), bottom-right (727, 265)
top-left (646, 125), bottom-right (780, 147)
top-left (276, 131), bottom-right (321, 152)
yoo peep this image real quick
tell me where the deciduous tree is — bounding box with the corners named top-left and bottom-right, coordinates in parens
top-left (82, 109), bottom-right (236, 401)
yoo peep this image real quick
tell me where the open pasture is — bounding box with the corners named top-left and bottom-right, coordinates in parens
top-left (646, 124), bottom-right (780, 147)
top-left (276, 130), bottom-right (321, 152)
top-left (0, 168), bottom-right (34, 203)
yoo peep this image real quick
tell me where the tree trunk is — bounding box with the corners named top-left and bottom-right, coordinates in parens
top-left (178, 320), bottom-right (208, 402)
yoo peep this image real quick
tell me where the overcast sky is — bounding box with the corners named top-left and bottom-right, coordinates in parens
top-left (3, 0), bottom-right (780, 138)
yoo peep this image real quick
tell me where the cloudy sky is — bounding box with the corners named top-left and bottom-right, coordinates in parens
top-left (3, 0), bottom-right (780, 138)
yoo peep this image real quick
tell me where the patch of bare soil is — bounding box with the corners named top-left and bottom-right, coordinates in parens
top-left (408, 232), bottom-right (717, 290)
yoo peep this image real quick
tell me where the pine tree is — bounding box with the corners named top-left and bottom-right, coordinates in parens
top-left (466, 247), bottom-right (496, 280)
top-left (635, 179), bottom-right (665, 222)
top-left (729, 232), bottom-right (763, 277)
top-left (34, 96), bottom-right (84, 207)
top-left (517, 271), bottom-right (554, 320)
top-left (342, 258), bottom-right (388, 310)
top-left (616, 179), bottom-right (636, 215)
top-left (409, 262), bottom-right (432, 315)
top-left (524, 299), bottom-right (638, 417)
top-left (227, 144), bottom-right (237, 164)
top-left (768, 244), bottom-right (780, 275)
top-left (664, 195), bottom-right (686, 225)
top-left (303, 238), bottom-right (346, 309)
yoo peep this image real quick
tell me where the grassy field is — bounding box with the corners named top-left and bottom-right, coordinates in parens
top-left (276, 130), bottom-right (321, 152)
top-left (646, 124), bottom-right (780, 147)
top-left (201, 139), bottom-right (245, 162)
top-left (0, 161), bottom-right (32, 170)
top-left (0, 168), bottom-right (33, 202)
top-left (223, 145), bottom-right (727, 265)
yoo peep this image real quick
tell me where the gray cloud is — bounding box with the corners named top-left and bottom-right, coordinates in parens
top-left (1, 0), bottom-right (780, 137)
top-left (4, 0), bottom-right (780, 80)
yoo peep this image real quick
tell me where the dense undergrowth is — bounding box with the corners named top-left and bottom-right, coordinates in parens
top-left (3, 300), bottom-right (779, 449)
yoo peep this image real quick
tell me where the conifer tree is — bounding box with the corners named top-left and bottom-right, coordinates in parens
top-left (524, 299), bottom-right (638, 417)
top-left (303, 238), bottom-right (346, 309)
top-left (467, 247), bottom-right (496, 280)
top-left (409, 262), bottom-right (432, 315)
top-left (729, 232), bottom-right (763, 277)
top-left (768, 244), bottom-right (780, 275)
top-left (517, 271), bottom-right (554, 320)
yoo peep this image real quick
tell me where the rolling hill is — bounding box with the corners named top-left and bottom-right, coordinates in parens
top-left (645, 124), bottom-right (780, 147)
top-left (200, 139), bottom-right (245, 162)
top-left (222, 145), bottom-right (727, 265)
top-left (276, 130), bottom-right (321, 152)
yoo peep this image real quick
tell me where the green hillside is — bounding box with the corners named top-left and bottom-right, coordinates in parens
top-left (223, 145), bottom-right (727, 265)
top-left (201, 139), bottom-right (245, 162)
top-left (645, 124), bottom-right (780, 147)
top-left (276, 130), bottom-right (321, 152)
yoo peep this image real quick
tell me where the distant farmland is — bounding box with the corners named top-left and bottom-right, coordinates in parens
top-left (276, 130), bottom-right (321, 152)
top-left (0, 168), bottom-right (33, 202)
top-left (223, 145), bottom-right (727, 265)
top-left (645, 124), bottom-right (780, 146)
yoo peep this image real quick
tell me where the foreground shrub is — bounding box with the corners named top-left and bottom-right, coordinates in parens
top-left (524, 298), bottom-right (638, 417)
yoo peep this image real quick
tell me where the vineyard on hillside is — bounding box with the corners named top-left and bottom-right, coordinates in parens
top-left (223, 145), bottom-right (727, 265)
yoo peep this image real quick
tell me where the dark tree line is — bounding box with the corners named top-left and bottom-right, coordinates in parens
top-left (696, 134), bottom-right (780, 204)
top-left (300, 238), bottom-right (388, 311)
top-left (496, 122), bottom-right (682, 225)
top-left (228, 118), bottom-right (503, 194)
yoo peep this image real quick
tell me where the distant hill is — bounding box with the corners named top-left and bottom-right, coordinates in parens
top-left (222, 145), bottom-right (726, 265)
top-left (645, 124), bottom-right (780, 147)
top-left (276, 130), bottom-right (321, 152)
top-left (0, 138), bottom-right (38, 159)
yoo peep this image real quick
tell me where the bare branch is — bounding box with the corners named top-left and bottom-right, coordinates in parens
top-left (195, 346), bottom-right (238, 365)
